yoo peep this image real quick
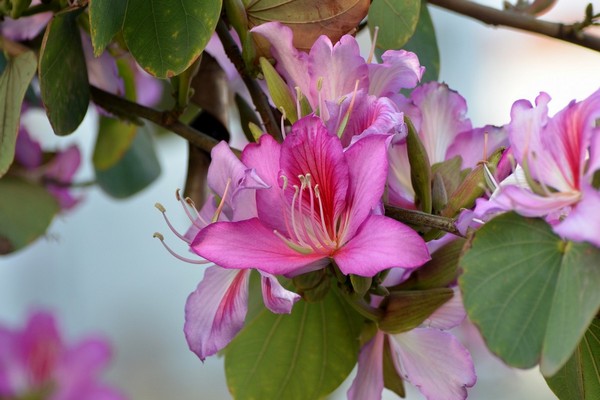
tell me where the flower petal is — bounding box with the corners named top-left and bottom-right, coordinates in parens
top-left (391, 328), bottom-right (476, 400)
top-left (347, 331), bottom-right (385, 400)
top-left (554, 182), bottom-right (600, 246)
top-left (184, 267), bottom-right (250, 360)
top-left (281, 116), bottom-right (349, 225)
top-left (15, 127), bottom-right (42, 169)
top-left (368, 50), bottom-right (424, 97)
top-left (485, 185), bottom-right (579, 219)
top-left (192, 218), bottom-right (328, 276)
top-left (0, 1), bottom-right (51, 41)
top-left (422, 287), bottom-right (466, 330)
top-left (259, 273), bottom-right (300, 314)
top-left (386, 140), bottom-right (417, 209)
top-left (343, 134), bottom-right (389, 240)
top-left (446, 125), bottom-right (508, 169)
top-left (334, 215), bottom-right (430, 277)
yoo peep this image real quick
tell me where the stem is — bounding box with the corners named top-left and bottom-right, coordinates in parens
top-left (428, 0), bottom-right (600, 52)
top-left (20, 1), bottom-right (60, 16)
top-left (384, 204), bottom-right (463, 237)
top-left (89, 86), bottom-right (241, 157)
top-left (215, 19), bottom-right (282, 140)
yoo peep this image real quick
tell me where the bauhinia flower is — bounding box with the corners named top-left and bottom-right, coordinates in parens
top-left (0, 310), bottom-right (124, 400)
top-left (192, 115), bottom-right (430, 277)
top-left (348, 291), bottom-right (476, 400)
top-left (475, 89), bottom-right (600, 246)
top-left (155, 141), bottom-right (299, 361)
top-left (251, 22), bottom-right (423, 144)
top-left (387, 82), bottom-right (507, 209)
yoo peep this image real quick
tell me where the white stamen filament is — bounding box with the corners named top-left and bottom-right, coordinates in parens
top-left (295, 86), bottom-right (303, 119)
top-left (153, 233), bottom-right (209, 264)
top-left (367, 26), bottom-right (379, 64)
top-left (279, 106), bottom-right (287, 140)
top-left (290, 185), bottom-right (308, 246)
top-left (155, 203), bottom-right (191, 244)
top-left (317, 77), bottom-right (324, 118)
top-left (185, 197), bottom-right (210, 227)
top-left (212, 178), bottom-right (232, 223)
top-left (176, 189), bottom-right (202, 229)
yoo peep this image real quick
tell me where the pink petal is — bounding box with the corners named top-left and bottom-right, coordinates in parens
top-left (343, 134), bottom-right (389, 240)
top-left (487, 185), bottom-right (579, 219)
top-left (15, 127), bottom-right (42, 169)
top-left (242, 134), bottom-right (288, 233)
top-left (446, 125), bottom-right (508, 169)
top-left (0, 1), bottom-right (51, 41)
top-left (251, 22), bottom-right (312, 104)
top-left (184, 267), bottom-right (250, 360)
top-left (82, 35), bottom-right (124, 96)
top-left (554, 183), bottom-right (600, 246)
top-left (410, 82), bottom-right (472, 164)
top-left (391, 328), bottom-right (476, 400)
top-left (334, 215), bottom-right (430, 277)
top-left (280, 116), bottom-right (349, 225)
top-left (307, 34), bottom-right (369, 113)
top-left (57, 339), bottom-right (111, 378)
top-left (259, 273), bottom-right (300, 314)
top-left (347, 331), bottom-right (385, 400)
top-left (191, 218), bottom-right (328, 276)
top-left (386, 140), bottom-right (416, 209)
top-left (368, 50), bottom-right (424, 97)
top-left (422, 287), bottom-right (466, 330)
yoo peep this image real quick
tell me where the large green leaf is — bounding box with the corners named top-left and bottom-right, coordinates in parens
top-left (0, 50), bottom-right (37, 177)
top-left (0, 177), bottom-right (59, 254)
top-left (39, 9), bottom-right (89, 135)
top-left (95, 127), bottom-right (161, 198)
top-left (93, 117), bottom-right (138, 170)
top-left (546, 318), bottom-right (600, 399)
top-left (368, 0), bottom-right (420, 50)
top-left (402, 3), bottom-right (439, 82)
top-left (460, 212), bottom-right (600, 374)
top-left (225, 286), bottom-right (363, 400)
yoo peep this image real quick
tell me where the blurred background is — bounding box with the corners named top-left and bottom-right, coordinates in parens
top-left (1, 1), bottom-right (599, 399)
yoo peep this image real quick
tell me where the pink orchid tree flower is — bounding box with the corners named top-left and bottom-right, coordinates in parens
top-left (192, 115), bottom-right (430, 278)
top-left (0, 310), bottom-right (124, 400)
top-left (156, 141), bottom-right (300, 361)
top-left (251, 22), bottom-right (423, 143)
top-left (13, 125), bottom-right (81, 210)
top-left (475, 89), bottom-right (600, 246)
top-left (387, 82), bottom-right (508, 209)
top-left (348, 290), bottom-right (476, 400)
top-left (0, 0), bottom-right (52, 41)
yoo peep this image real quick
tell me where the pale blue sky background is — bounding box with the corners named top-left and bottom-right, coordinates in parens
top-left (2, 1), bottom-right (599, 399)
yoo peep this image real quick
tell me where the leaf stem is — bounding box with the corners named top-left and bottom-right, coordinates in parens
top-left (427, 0), bottom-right (600, 53)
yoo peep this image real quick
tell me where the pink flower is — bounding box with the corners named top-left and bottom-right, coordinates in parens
top-left (192, 115), bottom-right (430, 277)
top-left (348, 291), bottom-right (476, 400)
top-left (477, 90), bottom-right (600, 246)
top-left (156, 142), bottom-right (300, 361)
top-left (0, 310), bottom-right (124, 400)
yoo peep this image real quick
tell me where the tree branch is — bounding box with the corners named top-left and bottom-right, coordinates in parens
top-left (215, 19), bottom-right (282, 140)
top-left (384, 205), bottom-right (463, 237)
top-left (89, 85), bottom-right (241, 157)
top-left (428, 0), bottom-right (600, 52)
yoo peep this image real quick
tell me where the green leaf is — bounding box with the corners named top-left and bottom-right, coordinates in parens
top-left (259, 57), bottom-right (298, 123)
top-left (460, 213), bottom-right (600, 373)
top-left (95, 126), bottom-right (161, 198)
top-left (406, 116), bottom-right (432, 213)
top-left (225, 286), bottom-right (363, 400)
top-left (88, 0), bottom-right (127, 56)
top-left (546, 318), bottom-right (600, 400)
top-left (0, 177), bottom-right (59, 254)
top-left (402, 3), bottom-right (439, 82)
top-left (93, 117), bottom-right (138, 170)
top-left (0, 50), bottom-right (37, 177)
top-left (368, 0), bottom-right (420, 50)
top-left (39, 9), bottom-right (89, 135)
top-left (122, 0), bottom-right (222, 78)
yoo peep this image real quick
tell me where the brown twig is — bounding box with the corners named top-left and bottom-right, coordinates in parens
top-left (384, 205), bottom-right (463, 237)
top-left (89, 85), bottom-right (241, 157)
top-left (427, 0), bottom-right (600, 52)
top-left (215, 19), bottom-right (282, 140)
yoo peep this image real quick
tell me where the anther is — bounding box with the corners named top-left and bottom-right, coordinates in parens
top-left (153, 232), bottom-right (209, 264)
top-left (155, 203), bottom-right (191, 244)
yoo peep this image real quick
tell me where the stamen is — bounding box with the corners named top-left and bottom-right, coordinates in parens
top-left (185, 197), bottom-right (210, 227)
top-left (212, 178), bottom-right (232, 223)
top-left (290, 185), bottom-right (307, 245)
top-left (304, 174), bottom-right (330, 249)
top-left (367, 26), bottom-right (379, 64)
top-left (295, 87), bottom-right (303, 119)
top-left (153, 233), bottom-right (210, 264)
top-left (273, 230), bottom-right (314, 254)
top-left (314, 185), bottom-right (330, 241)
top-left (176, 189), bottom-right (201, 228)
top-left (280, 174), bottom-right (289, 191)
top-left (155, 203), bottom-right (191, 244)
top-left (297, 175), bottom-right (317, 250)
top-left (317, 77), bottom-right (324, 117)
top-left (336, 80), bottom-right (361, 138)
top-left (279, 106), bottom-right (287, 140)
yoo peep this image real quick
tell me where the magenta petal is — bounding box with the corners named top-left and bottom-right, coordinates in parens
top-left (343, 134), bottom-right (389, 239)
top-left (554, 183), bottom-right (600, 246)
top-left (488, 185), bottom-right (579, 219)
top-left (391, 328), bottom-right (476, 400)
top-left (15, 127), bottom-right (43, 169)
top-left (446, 125), bottom-right (508, 169)
top-left (334, 215), bottom-right (429, 277)
top-left (411, 82), bottom-right (472, 164)
top-left (251, 22), bottom-right (311, 102)
top-left (347, 331), bottom-right (385, 400)
top-left (184, 267), bottom-right (250, 360)
top-left (308, 34), bottom-right (369, 111)
top-left (281, 116), bottom-right (349, 224)
top-left (368, 50), bottom-right (424, 97)
top-left (192, 218), bottom-right (327, 276)
top-left (259, 273), bottom-right (300, 314)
